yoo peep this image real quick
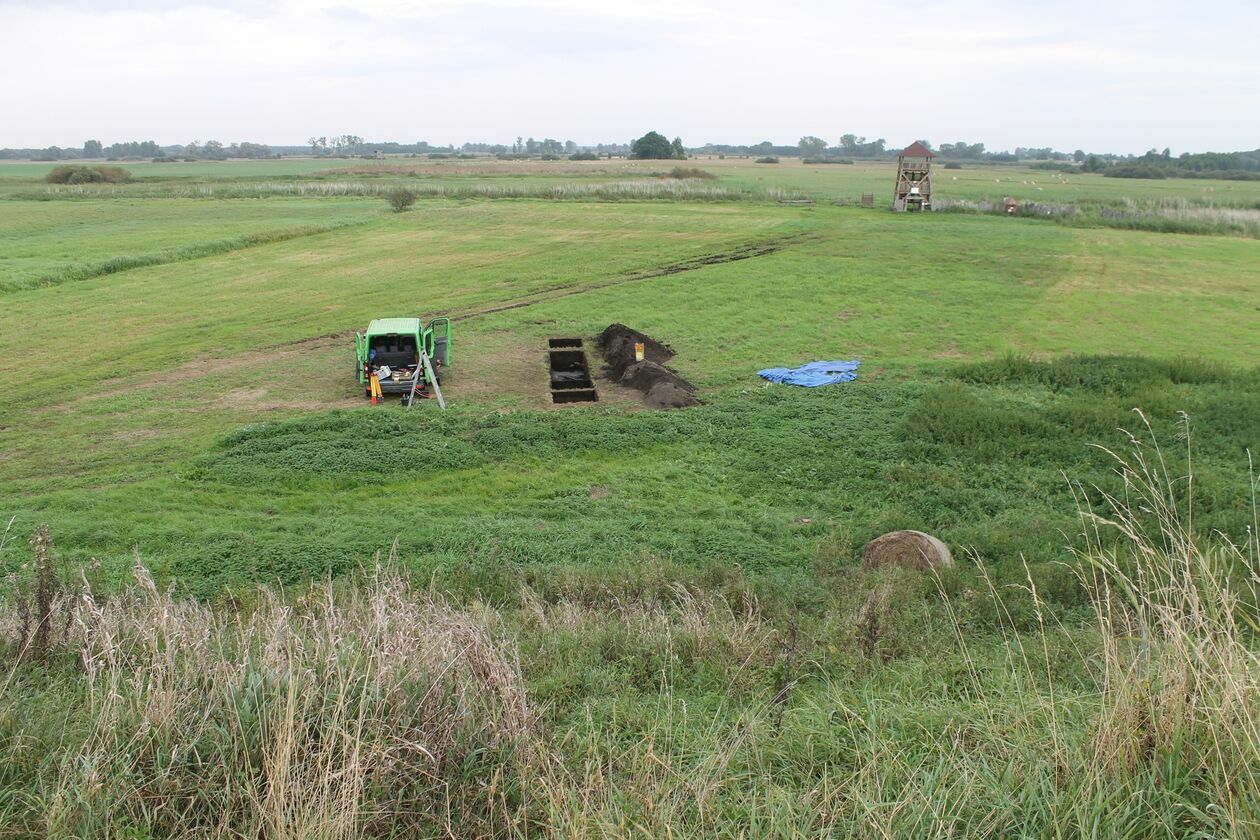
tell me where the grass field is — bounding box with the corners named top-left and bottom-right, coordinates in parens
top-left (1, 158), bottom-right (1258, 837)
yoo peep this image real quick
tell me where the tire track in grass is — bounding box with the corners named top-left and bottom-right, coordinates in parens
top-left (451, 230), bottom-right (820, 320)
top-left (264, 229), bottom-right (821, 352)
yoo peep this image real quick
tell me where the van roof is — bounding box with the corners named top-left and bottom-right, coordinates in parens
top-left (366, 317), bottom-right (422, 336)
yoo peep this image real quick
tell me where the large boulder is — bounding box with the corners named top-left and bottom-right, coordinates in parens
top-left (862, 530), bottom-right (953, 571)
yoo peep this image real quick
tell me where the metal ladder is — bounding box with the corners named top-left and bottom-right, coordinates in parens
top-left (406, 349), bottom-right (445, 410)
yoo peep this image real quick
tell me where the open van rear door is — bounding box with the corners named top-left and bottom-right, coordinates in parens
top-left (354, 331), bottom-right (367, 381)
top-left (428, 318), bottom-right (451, 367)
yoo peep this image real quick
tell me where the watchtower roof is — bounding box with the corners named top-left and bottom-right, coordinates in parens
top-left (899, 141), bottom-right (934, 158)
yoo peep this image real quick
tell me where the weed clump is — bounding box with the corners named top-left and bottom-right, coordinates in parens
top-left (3, 524), bottom-right (73, 660)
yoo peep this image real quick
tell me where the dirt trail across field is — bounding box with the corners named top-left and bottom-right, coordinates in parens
top-left (79, 231), bottom-right (812, 405)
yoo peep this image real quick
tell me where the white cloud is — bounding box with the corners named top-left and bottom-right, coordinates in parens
top-left (1, 0), bottom-right (1257, 152)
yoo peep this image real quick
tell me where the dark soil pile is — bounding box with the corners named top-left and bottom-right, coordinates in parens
top-left (596, 325), bottom-right (699, 409)
top-left (597, 324), bottom-right (675, 380)
top-left (619, 361), bottom-right (699, 408)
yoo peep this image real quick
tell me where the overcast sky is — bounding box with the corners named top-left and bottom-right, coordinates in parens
top-left (2, 0), bottom-right (1257, 153)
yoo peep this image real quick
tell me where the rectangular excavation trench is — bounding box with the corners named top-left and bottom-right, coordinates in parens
top-left (548, 338), bottom-right (598, 403)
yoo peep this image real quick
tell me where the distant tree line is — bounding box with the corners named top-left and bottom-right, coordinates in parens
top-left (1099, 147), bottom-right (1260, 180)
top-left (0, 138), bottom-right (273, 161)
top-left (4, 134), bottom-right (1258, 180)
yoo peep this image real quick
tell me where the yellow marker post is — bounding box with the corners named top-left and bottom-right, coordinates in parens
top-left (634, 341), bottom-right (645, 362)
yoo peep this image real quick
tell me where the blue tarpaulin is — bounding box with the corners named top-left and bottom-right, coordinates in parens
top-left (758, 360), bottom-right (860, 387)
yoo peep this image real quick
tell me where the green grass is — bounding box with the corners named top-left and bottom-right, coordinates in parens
top-left (1, 164), bottom-right (1258, 836)
top-left (0, 196), bottom-right (385, 290)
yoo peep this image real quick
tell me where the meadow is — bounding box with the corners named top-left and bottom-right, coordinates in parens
top-left (1, 156), bottom-right (1258, 837)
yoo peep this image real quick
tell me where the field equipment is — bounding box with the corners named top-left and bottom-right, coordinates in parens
top-left (355, 317), bottom-right (451, 403)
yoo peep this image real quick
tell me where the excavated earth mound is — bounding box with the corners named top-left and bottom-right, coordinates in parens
top-left (618, 361), bottom-right (699, 408)
top-left (597, 324), bottom-right (675, 380)
top-left (596, 324), bottom-right (699, 409)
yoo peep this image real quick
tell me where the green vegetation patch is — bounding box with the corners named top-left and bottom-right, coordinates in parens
top-left (39, 356), bottom-right (1237, 611)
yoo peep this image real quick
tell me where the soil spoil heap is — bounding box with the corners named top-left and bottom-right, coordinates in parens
top-left (597, 324), bottom-right (700, 409)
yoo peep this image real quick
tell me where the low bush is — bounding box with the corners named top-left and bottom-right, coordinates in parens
top-left (386, 187), bottom-right (417, 212)
top-left (802, 157), bottom-right (854, 165)
top-left (44, 165), bottom-right (131, 184)
top-left (754, 156), bottom-right (779, 164)
top-left (943, 161), bottom-right (962, 170)
top-left (662, 166), bottom-right (715, 180)
top-left (569, 151), bottom-right (598, 161)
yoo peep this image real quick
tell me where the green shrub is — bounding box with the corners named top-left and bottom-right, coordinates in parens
top-left (44, 165), bottom-right (131, 184)
top-left (386, 188), bottom-right (417, 212)
top-left (754, 156), bottom-right (779, 164)
top-left (569, 151), bottom-right (598, 161)
top-left (943, 162), bottom-right (962, 170)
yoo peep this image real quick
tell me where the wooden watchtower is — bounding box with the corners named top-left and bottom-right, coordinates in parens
top-left (892, 141), bottom-right (934, 211)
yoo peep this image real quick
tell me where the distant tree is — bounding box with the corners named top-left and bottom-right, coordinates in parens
top-left (1081, 154), bottom-right (1106, 173)
top-left (185, 140), bottom-right (201, 157)
top-left (938, 141), bottom-right (985, 159)
top-left (837, 134), bottom-right (886, 157)
top-left (231, 142), bottom-right (272, 159)
top-left (797, 136), bottom-right (827, 158)
top-left (82, 139), bottom-right (102, 158)
top-left (105, 140), bottom-right (161, 158)
top-left (630, 131), bottom-right (674, 159)
top-left (671, 137), bottom-right (686, 159)
top-left (564, 140), bottom-right (577, 154)
top-left (203, 140), bottom-right (225, 159)
top-left (1072, 149), bottom-right (1086, 163)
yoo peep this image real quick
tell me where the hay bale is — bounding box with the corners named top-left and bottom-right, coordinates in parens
top-left (862, 530), bottom-right (953, 571)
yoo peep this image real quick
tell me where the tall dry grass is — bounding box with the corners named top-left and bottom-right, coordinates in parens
top-left (1074, 414), bottom-right (1260, 829)
top-left (2, 548), bottom-right (535, 837)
